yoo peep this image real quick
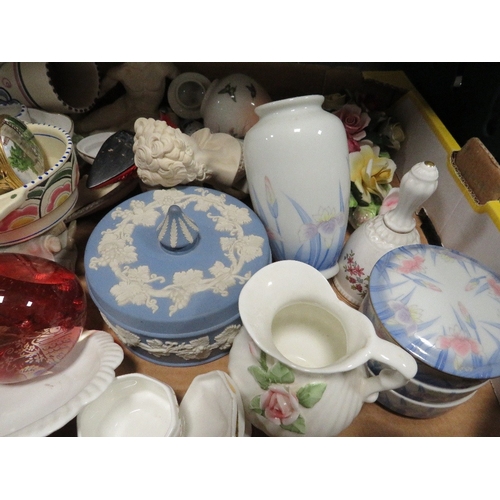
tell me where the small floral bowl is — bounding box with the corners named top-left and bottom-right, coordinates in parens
top-left (0, 123), bottom-right (78, 246)
top-left (361, 244), bottom-right (500, 391)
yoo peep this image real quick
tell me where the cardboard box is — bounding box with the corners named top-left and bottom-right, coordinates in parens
top-left (364, 70), bottom-right (500, 276)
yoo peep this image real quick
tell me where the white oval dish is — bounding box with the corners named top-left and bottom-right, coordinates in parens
top-left (76, 132), bottom-right (114, 164)
top-left (0, 330), bottom-right (123, 437)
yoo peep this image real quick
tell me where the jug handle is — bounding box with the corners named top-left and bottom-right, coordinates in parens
top-left (361, 337), bottom-right (418, 403)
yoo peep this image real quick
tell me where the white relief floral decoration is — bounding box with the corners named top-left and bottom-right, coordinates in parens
top-left (89, 187), bottom-right (265, 316)
top-left (103, 315), bottom-right (241, 361)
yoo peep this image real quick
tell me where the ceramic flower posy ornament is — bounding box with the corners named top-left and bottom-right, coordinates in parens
top-left (325, 92), bottom-right (405, 227)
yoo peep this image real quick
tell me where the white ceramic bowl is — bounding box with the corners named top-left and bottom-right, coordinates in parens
top-left (0, 101), bottom-right (31, 121)
top-left (76, 132), bottom-right (114, 165)
top-left (0, 123), bottom-right (79, 246)
top-left (375, 385), bottom-right (477, 419)
top-left (28, 108), bottom-right (74, 137)
top-left (77, 373), bottom-right (182, 437)
top-left (200, 73), bottom-right (271, 138)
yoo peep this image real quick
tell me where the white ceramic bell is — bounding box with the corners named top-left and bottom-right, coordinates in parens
top-left (333, 160), bottom-right (439, 307)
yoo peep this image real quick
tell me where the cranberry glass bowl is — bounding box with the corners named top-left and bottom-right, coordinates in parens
top-left (0, 253), bottom-right (86, 384)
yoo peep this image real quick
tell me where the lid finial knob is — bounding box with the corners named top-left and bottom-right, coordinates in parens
top-left (158, 204), bottom-right (200, 252)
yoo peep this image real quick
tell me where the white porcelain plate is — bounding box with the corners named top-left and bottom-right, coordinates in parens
top-left (0, 330), bottom-right (123, 437)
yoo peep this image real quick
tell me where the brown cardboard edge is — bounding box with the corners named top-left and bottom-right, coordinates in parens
top-left (451, 137), bottom-right (500, 205)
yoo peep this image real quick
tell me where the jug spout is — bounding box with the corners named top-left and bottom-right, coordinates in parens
top-left (238, 260), bottom-right (372, 374)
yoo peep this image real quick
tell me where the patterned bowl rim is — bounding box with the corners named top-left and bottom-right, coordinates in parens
top-left (0, 122), bottom-right (73, 203)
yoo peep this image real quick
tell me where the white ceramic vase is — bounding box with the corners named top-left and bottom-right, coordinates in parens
top-left (243, 95), bottom-right (350, 278)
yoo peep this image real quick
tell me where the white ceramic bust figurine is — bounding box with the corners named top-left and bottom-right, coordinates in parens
top-left (133, 117), bottom-right (245, 190)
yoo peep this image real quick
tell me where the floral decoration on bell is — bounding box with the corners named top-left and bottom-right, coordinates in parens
top-left (323, 91), bottom-right (405, 228)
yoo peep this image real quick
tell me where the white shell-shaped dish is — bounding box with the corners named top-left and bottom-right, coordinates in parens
top-left (0, 330), bottom-right (123, 437)
top-left (77, 373), bottom-right (182, 437)
top-left (179, 370), bottom-right (247, 437)
top-left (76, 132), bottom-right (114, 164)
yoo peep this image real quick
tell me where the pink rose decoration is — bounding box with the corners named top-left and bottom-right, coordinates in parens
top-left (335, 104), bottom-right (371, 152)
top-left (260, 385), bottom-right (300, 426)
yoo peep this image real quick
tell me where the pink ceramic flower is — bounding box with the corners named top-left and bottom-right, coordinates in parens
top-left (335, 104), bottom-right (371, 152)
top-left (378, 187), bottom-right (400, 216)
top-left (260, 385), bottom-right (300, 426)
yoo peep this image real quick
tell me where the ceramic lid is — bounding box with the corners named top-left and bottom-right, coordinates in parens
top-left (84, 186), bottom-right (271, 336)
top-left (369, 244), bottom-right (500, 380)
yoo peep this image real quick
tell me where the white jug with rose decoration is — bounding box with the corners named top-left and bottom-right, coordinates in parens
top-left (228, 260), bottom-right (417, 437)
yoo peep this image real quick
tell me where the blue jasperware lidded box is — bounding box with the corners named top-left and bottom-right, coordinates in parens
top-left (84, 186), bottom-right (271, 366)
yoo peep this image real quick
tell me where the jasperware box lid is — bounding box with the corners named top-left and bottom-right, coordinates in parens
top-left (369, 244), bottom-right (500, 380)
top-left (84, 186), bottom-right (271, 336)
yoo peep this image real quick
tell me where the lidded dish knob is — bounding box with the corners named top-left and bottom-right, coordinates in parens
top-left (158, 204), bottom-right (200, 253)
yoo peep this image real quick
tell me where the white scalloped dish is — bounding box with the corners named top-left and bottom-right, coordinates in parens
top-left (0, 330), bottom-right (123, 437)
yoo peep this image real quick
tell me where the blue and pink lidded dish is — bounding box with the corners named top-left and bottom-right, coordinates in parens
top-left (84, 186), bottom-right (271, 366)
top-left (362, 244), bottom-right (500, 390)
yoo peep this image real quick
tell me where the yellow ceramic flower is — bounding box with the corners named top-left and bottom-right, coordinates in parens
top-left (349, 145), bottom-right (396, 204)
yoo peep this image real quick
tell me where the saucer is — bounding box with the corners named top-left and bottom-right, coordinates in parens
top-left (0, 330), bottom-right (123, 436)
